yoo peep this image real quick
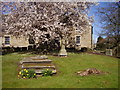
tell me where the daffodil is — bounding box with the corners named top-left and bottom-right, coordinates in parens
top-left (26, 70), bottom-right (28, 73)
top-left (18, 75), bottom-right (20, 77)
top-left (23, 77), bottom-right (26, 79)
top-left (47, 69), bottom-right (49, 71)
top-left (19, 72), bottom-right (21, 75)
top-left (52, 71), bottom-right (55, 73)
top-left (24, 69), bottom-right (27, 71)
top-left (34, 73), bottom-right (36, 76)
top-left (27, 74), bottom-right (29, 75)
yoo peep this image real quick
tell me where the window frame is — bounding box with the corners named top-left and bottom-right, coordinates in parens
top-left (5, 36), bottom-right (10, 45)
top-left (75, 35), bottom-right (80, 45)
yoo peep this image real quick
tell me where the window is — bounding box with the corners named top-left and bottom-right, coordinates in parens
top-left (29, 37), bottom-right (35, 44)
top-left (76, 36), bottom-right (80, 45)
top-left (75, 29), bottom-right (79, 31)
top-left (75, 28), bottom-right (80, 31)
top-left (5, 36), bottom-right (10, 45)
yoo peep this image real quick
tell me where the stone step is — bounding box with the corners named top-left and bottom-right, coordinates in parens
top-left (20, 59), bottom-right (52, 64)
top-left (23, 63), bottom-right (54, 67)
top-left (35, 69), bottom-right (57, 74)
top-left (22, 65), bottom-right (55, 69)
top-left (30, 55), bottom-right (48, 60)
top-left (19, 56), bottom-right (57, 76)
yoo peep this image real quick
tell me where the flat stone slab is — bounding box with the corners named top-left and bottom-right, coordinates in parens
top-left (22, 65), bottom-right (56, 69)
top-left (19, 55), bottom-right (57, 76)
top-left (30, 55), bottom-right (48, 60)
top-left (35, 69), bottom-right (57, 74)
top-left (20, 56), bottom-right (51, 64)
top-left (20, 59), bottom-right (52, 64)
top-left (23, 63), bottom-right (54, 66)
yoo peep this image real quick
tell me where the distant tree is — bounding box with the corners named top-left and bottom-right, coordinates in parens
top-left (97, 2), bottom-right (120, 47)
top-left (97, 36), bottom-right (103, 43)
top-left (96, 36), bottom-right (106, 50)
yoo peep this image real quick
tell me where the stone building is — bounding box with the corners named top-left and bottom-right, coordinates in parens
top-left (66, 24), bottom-right (93, 50)
top-left (0, 25), bottom-right (93, 50)
top-left (0, 33), bottom-right (29, 50)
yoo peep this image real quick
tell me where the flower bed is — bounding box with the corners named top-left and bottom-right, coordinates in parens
top-left (18, 69), bottom-right (36, 79)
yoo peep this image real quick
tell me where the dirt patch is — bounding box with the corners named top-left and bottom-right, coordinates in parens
top-left (77, 68), bottom-right (109, 76)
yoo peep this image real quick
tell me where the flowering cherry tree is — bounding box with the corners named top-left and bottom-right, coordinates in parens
top-left (1, 2), bottom-right (95, 53)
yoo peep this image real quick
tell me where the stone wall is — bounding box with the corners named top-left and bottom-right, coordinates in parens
top-left (1, 25), bottom-right (92, 49)
top-left (80, 25), bottom-right (92, 49)
top-left (1, 35), bottom-right (29, 47)
top-left (66, 25), bottom-right (92, 50)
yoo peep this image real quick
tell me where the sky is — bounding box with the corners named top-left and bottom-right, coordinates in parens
top-left (88, 2), bottom-right (116, 43)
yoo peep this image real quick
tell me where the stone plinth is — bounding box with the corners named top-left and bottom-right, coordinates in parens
top-left (59, 44), bottom-right (67, 56)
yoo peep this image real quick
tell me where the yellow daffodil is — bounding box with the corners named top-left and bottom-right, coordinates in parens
top-left (47, 69), bottom-right (49, 71)
top-left (24, 69), bottom-right (27, 71)
top-left (19, 72), bottom-right (21, 75)
top-left (23, 77), bottom-right (26, 79)
top-left (52, 71), bottom-right (55, 73)
top-left (26, 70), bottom-right (28, 73)
top-left (27, 74), bottom-right (29, 75)
top-left (34, 73), bottom-right (36, 75)
top-left (18, 75), bottom-right (20, 77)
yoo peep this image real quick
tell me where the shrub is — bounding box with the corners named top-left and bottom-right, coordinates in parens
top-left (81, 47), bottom-right (88, 52)
top-left (41, 69), bottom-right (53, 76)
top-left (18, 69), bottom-right (36, 79)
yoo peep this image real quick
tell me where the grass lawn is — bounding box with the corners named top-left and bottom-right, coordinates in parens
top-left (2, 52), bottom-right (119, 88)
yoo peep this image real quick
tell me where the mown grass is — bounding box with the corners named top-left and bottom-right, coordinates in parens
top-left (2, 52), bottom-right (119, 88)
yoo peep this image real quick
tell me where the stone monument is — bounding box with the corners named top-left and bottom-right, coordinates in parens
top-left (59, 39), bottom-right (67, 56)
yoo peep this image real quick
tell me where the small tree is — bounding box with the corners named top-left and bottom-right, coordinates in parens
top-left (96, 36), bottom-right (106, 50)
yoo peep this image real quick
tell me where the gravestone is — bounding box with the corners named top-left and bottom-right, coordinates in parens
top-left (59, 39), bottom-right (67, 56)
top-left (19, 55), bottom-right (57, 76)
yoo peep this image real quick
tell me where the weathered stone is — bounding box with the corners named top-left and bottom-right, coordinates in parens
top-left (30, 55), bottom-right (48, 60)
top-left (35, 69), bottom-right (57, 74)
top-left (19, 56), bottom-right (57, 76)
top-left (20, 59), bottom-right (52, 64)
top-left (22, 65), bottom-right (56, 69)
top-left (59, 44), bottom-right (67, 56)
